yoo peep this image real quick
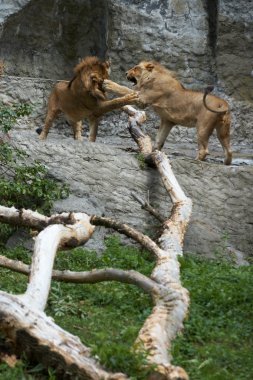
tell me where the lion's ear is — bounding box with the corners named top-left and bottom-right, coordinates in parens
top-left (145, 63), bottom-right (154, 72)
top-left (104, 60), bottom-right (111, 75)
top-left (90, 72), bottom-right (99, 83)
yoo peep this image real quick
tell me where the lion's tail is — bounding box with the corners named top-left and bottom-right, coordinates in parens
top-left (36, 128), bottom-right (42, 135)
top-left (203, 86), bottom-right (229, 114)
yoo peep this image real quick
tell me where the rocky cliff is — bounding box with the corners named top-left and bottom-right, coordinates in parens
top-left (0, 0), bottom-right (252, 259)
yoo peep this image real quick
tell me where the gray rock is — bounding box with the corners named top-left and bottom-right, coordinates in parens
top-left (10, 131), bottom-right (253, 261)
top-left (6, 228), bottom-right (34, 252)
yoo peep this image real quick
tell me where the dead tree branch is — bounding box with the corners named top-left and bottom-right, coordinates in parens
top-left (131, 192), bottom-right (166, 223)
top-left (91, 214), bottom-right (161, 258)
top-left (0, 205), bottom-right (76, 230)
top-left (123, 105), bottom-right (192, 380)
top-left (0, 255), bottom-right (159, 295)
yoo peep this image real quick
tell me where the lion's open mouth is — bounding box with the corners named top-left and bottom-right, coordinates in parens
top-left (127, 76), bottom-right (137, 86)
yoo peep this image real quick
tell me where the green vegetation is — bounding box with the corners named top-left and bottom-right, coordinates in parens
top-left (0, 236), bottom-right (252, 379)
top-left (0, 102), bottom-right (32, 134)
top-left (0, 160), bottom-right (69, 214)
top-left (136, 153), bottom-right (147, 170)
top-left (173, 255), bottom-right (253, 380)
top-left (0, 102), bottom-right (69, 244)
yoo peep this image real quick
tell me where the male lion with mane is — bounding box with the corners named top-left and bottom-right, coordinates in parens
top-left (104, 61), bottom-right (232, 165)
top-left (38, 56), bottom-right (138, 141)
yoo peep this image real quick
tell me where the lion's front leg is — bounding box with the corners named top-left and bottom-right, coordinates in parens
top-left (88, 117), bottom-right (100, 142)
top-left (71, 121), bottom-right (83, 141)
top-left (154, 119), bottom-right (174, 150)
top-left (97, 92), bottom-right (139, 116)
top-left (103, 79), bottom-right (134, 96)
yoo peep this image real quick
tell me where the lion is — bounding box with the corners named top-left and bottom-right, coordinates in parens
top-left (37, 56), bottom-right (138, 141)
top-left (103, 61), bottom-right (232, 165)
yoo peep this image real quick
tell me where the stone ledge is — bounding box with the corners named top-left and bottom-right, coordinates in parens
top-left (10, 130), bottom-right (253, 260)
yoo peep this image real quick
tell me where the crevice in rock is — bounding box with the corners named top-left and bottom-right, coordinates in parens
top-left (204, 0), bottom-right (219, 57)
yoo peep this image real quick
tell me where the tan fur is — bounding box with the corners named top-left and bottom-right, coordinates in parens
top-left (104, 61), bottom-right (232, 165)
top-left (39, 56), bottom-right (138, 141)
top-left (0, 61), bottom-right (4, 76)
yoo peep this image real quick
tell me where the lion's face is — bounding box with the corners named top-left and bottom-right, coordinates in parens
top-left (126, 62), bottom-right (155, 88)
top-left (72, 57), bottom-right (111, 100)
top-left (82, 61), bottom-right (111, 100)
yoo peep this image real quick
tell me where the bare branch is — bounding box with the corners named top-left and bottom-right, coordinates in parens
top-left (152, 151), bottom-right (189, 204)
top-left (0, 255), bottom-right (159, 295)
top-left (0, 205), bottom-right (76, 231)
top-left (21, 213), bottom-right (94, 311)
top-left (131, 192), bottom-right (166, 223)
top-left (0, 206), bottom-right (95, 311)
top-left (90, 215), bottom-right (161, 258)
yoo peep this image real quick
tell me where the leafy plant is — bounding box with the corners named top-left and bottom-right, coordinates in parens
top-left (136, 153), bottom-right (146, 170)
top-left (0, 353), bottom-right (56, 380)
top-left (0, 102), bottom-right (32, 133)
top-left (0, 102), bottom-right (69, 243)
top-left (0, 160), bottom-right (69, 214)
top-left (47, 282), bottom-right (87, 319)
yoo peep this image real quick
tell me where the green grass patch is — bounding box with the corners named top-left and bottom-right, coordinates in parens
top-left (0, 236), bottom-right (252, 379)
top-left (172, 255), bottom-right (253, 380)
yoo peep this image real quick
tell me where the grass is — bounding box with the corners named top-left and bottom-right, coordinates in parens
top-left (0, 236), bottom-right (252, 379)
top-left (173, 255), bottom-right (253, 380)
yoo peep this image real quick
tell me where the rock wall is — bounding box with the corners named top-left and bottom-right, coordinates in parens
top-left (218, 0), bottom-right (253, 102)
top-left (0, 0), bottom-right (108, 78)
top-left (0, 0), bottom-right (252, 147)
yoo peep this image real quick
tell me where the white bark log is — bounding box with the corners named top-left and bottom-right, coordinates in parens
top-left (0, 205), bottom-right (75, 230)
top-left (123, 106), bottom-right (192, 379)
top-left (0, 292), bottom-right (128, 380)
top-left (136, 160), bottom-right (192, 379)
top-left (20, 213), bottom-right (94, 311)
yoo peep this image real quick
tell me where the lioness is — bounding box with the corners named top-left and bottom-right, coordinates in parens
top-left (38, 56), bottom-right (138, 141)
top-left (104, 61), bottom-right (232, 165)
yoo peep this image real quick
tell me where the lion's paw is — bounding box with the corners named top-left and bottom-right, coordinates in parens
top-left (124, 92), bottom-right (139, 103)
top-left (102, 79), bottom-right (116, 92)
top-left (39, 133), bottom-right (47, 140)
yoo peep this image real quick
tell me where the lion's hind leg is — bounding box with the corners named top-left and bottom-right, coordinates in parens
top-left (216, 114), bottom-right (232, 165)
top-left (196, 123), bottom-right (214, 162)
top-left (40, 93), bottom-right (60, 140)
